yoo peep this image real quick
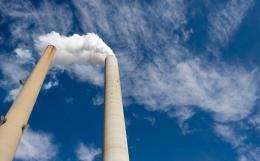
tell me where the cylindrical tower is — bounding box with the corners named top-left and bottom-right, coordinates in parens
top-left (103, 55), bottom-right (129, 161)
top-left (0, 45), bottom-right (56, 161)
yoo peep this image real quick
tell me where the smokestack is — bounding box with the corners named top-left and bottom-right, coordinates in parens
top-left (103, 55), bottom-right (130, 161)
top-left (0, 45), bottom-right (56, 161)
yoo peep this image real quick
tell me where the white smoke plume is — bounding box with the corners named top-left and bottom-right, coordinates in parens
top-left (35, 31), bottom-right (114, 85)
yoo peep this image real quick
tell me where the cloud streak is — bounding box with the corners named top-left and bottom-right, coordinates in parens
top-left (0, 0), bottom-right (73, 45)
top-left (215, 124), bottom-right (260, 161)
top-left (128, 56), bottom-right (258, 122)
top-left (208, 0), bottom-right (254, 52)
top-left (15, 128), bottom-right (58, 161)
top-left (76, 143), bottom-right (101, 161)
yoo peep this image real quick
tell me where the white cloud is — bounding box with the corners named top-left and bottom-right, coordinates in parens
top-left (4, 87), bottom-right (20, 102)
top-left (214, 124), bottom-right (246, 148)
top-left (76, 143), bottom-right (101, 161)
top-left (238, 146), bottom-right (260, 161)
top-left (214, 124), bottom-right (260, 161)
top-left (208, 0), bottom-right (254, 51)
top-left (15, 128), bottom-right (58, 161)
top-left (0, 56), bottom-right (29, 87)
top-left (0, 53), bottom-right (31, 101)
top-left (168, 107), bottom-right (195, 134)
top-left (0, 0), bottom-right (73, 45)
top-left (14, 48), bottom-right (33, 62)
top-left (71, 0), bottom-right (189, 55)
top-left (144, 116), bottom-right (156, 126)
top-left (92, 95), bottom-right (103, 106)
top-left (0, 47), bottom-right (58, 101)
top-left (127, 52), bottom-right (258, 122)
top-left (43, 80), bottom-right (59, 90)
top-left (248, 111), bottom-right (260, 131)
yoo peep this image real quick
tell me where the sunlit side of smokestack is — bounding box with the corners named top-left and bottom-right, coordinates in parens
top-left (103, 55), bottom-right (130, 161)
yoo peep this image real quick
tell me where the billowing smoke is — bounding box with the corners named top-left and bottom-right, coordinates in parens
top-left (35, 31), bottom-right (114, 85)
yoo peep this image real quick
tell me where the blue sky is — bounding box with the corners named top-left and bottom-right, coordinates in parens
top-left (0, 0), bottom-right (259, 161)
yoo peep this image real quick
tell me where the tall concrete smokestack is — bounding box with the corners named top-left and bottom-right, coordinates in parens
top-left (103, 55), bottom-right (130, 161)
top-left (0, 45), bottom-right (56, 161)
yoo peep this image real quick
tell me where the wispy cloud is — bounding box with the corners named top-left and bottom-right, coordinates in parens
top-left (76, 143), bottom-right (101, 161)
top-left (0, 0), bottom-right (73, 46)
top-left (0, 48), bottom-right (57, 101)
top-left (144, 116), bottom-right (156, 126)
top-left (43, 79), bottom-right (59, 90)
top-left (214, 124), bottom-right (246, 148)
top-left (15, 128), bottom-right (58, 161)
top-left (71, 0), bottom-right (188, 55)
top-left (127, 51), bottom-right (258, 122)
top-left (238, 146), bottom-right (260, 161)
top-left (208, 0), bottom-right (254, 52)
top-left (214, 124), bottom-right (260, 161)
top-left (0, 0), bottom-right (74, 100)
top-left (0, 49), bottom-right (33, 101)
top-left (92, 94), bottom-right (103, 106)
top-left (4, 87), bottom-right (20, 102)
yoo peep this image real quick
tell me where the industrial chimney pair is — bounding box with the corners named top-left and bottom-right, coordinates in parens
top-left (0, 45), bottom-right (130, 161)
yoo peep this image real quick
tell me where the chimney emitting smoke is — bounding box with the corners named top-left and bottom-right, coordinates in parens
top-left (103, 55), bottom-right (130, 161)
top-left (0, 45), bottom-right (56, 161)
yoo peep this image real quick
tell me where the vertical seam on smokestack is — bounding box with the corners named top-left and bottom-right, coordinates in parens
top-left (102, 56), bottom-right (108, 160)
